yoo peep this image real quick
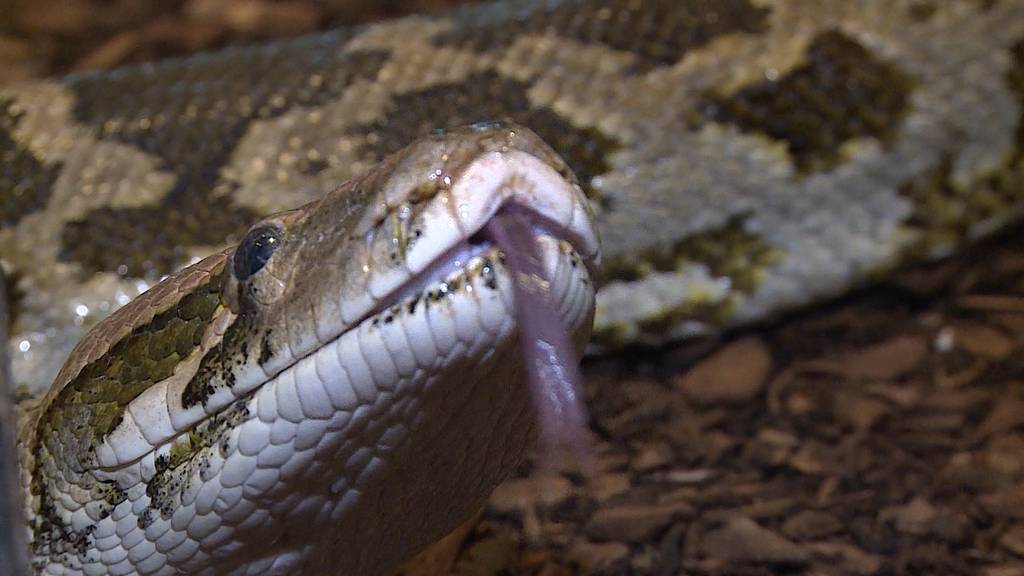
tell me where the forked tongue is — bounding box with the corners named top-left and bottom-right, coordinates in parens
top-left (484, 207), bottom-right (592, 472)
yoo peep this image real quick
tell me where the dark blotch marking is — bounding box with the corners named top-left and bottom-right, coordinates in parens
top-left (258, 329), bottom-right (274, 366)
top-left (1, 264), bottom-right (23, 335)
top-left (28, 477), bottom-right (122, 564)
top-left (434, 0), bottom-right (769, 73)
top-left (61, 37), bottom-right (388, 278)
top-left (181, 314), bottom-right (254, 409)
top-left (481, 257), bottom-right (498, 290)
top-left (0, 98), bottom-right (60, 229)
top-left (701, 30), bottom-right (914, 173)
top-left (351, 71), bottom-right (619, 197)
top-left (908, 1), bottom-right (938, 21)
top-left (146, 401), bottom-right (249, 519)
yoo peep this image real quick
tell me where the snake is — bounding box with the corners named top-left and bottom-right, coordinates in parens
top-left (1, 0), bottom-right (1024, 573)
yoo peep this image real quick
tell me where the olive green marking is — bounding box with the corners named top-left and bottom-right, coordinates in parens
top-left (899, 38), bottom-right (1024, 257)
top-left (593, 291), bottom-right (738, 346)
top-left (351, 71), bottom-right (619, 198)
top-left (594, 216), bottom-right (781, 345)
top-left (28, 273), bottom-right (222, 558)
top-left (603, 215), bottom-right (781, 292)
top-left (0, 97), bottom-right (60, 229)
top-left (147, 401), bottom-right (249, 520)
top-left (61, 41), bottom-right (389, 278)
top-left (701, 30), bottom-right (915, 173)
top-left (434, 0), bottom-right (769, 73)
top-left (33, 271), bottom-right (223, 471)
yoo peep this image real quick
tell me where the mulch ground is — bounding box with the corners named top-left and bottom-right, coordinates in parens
top-left (458, 225), bottom-right (1024, 576)
top-left (3, 2), bottom-right (1023, 575)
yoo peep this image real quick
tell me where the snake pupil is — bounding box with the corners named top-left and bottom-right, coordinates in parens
top-left (234, 226), bottom-right (281, 280)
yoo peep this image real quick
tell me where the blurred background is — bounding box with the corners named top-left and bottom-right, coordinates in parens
top-left (0, 0), bottom-right (474, 84)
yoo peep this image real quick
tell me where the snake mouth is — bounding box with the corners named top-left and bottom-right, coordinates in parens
top-left (341, 143), bottom-right (602, 348)
top-left (372, 204), bottom-right (591, 320)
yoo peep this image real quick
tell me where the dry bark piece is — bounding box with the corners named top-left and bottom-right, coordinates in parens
top-left (223, 0), bottom-right (323, 36)
top-left (835, 336), bottom-right (928, 381)
top-left (631, 442), bottom-right (675, 473)
top-left (587, 473), bottom-right (631, 502)
top-left (951, 322), bottom-right (1016, 358)
top-left (833, 390), bottom-right (891, 432)
top-left (880, 497), bottom-right (937, 535)
top-left (0, 35), bottom-right (41, 83)
top-left (985, 565), bottom-right (1024, 576)
top-left (75, 31), bottom-right (144, 70)
top-left (450, 531), bottom-right (519, 576)
top-left (986, 434), bottom-right (1024, 477)
top-left (565, 538), bottom-right (629, 572)
top-left (674, 336), bottom-right (773, 405)
top-left (701, 517), bottom-right (810, 565)
top-left (789, 441), bottom-right (839, 476)
top-left (977, 393), bottom-right (1024, 440)
top-left (586, 501), bottom-right (692, 543)
top-left (999, 524), bottom-right (1024, 558)
top-left (782, 510), bottom-right (843, 540)
top-left (979, 484), bottom-right (1024, 520)
top-left (490, 475), bottom-right (572, 514)
top-left (745, 428), bottom-right (799, 467)
top-left (16, 0), bottom-right (101, 34)
top-left (808, 541), bottom-right (882, 575)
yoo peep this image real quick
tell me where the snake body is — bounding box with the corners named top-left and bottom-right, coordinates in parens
top-left (3, 0), bottom-right (1024, 573)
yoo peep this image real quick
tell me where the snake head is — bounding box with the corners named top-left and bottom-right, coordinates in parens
top-left (28, 123), bottom-right (600, 575)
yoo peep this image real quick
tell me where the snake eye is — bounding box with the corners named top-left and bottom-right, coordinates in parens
top-left (234, 226), bottom-right (281, 280)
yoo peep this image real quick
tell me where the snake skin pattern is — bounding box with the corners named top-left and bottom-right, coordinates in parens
top-left (2, 0), bottom-right (1024, 394)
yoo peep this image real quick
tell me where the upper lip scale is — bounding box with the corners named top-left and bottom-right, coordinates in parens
top-left (350, 202), bottom-right (585, 337)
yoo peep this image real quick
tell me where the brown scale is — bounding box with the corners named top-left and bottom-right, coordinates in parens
top-left (433, 0), bottom-right (769, 73)
top-left (701, 30), bottom-right (915, 173)
top-left (59, 36), bottom-right (390, 279)
top-left (351, 71), bottom-right (619, 200)
top-left (0, 98), bottom-right (60, 229)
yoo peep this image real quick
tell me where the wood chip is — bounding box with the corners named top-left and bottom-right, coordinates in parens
top-left (999, 524), bottom-right (1024, 558)
top-left (782, 510), bottom-right (843, 540)
top-left (836, 336), bottom-right (927, 381)
top-left (565, 539), bottom-right (629, 572)
top-left (808, 541), bottom-right (882, 575)
top-left (586, 501), bottom-right (692, 543)
top-left (701, 517), bottom-right (809, 565)
top-left (951, 322), bottom-right (1016, 358)
top-left (674, 336), bottom-right (773, 405)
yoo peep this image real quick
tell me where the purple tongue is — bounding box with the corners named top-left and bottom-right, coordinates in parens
top-left (484, 208), bottom-right (591, 465)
